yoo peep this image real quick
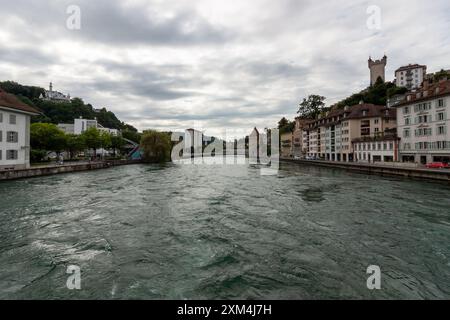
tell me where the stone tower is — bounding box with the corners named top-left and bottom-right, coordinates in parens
top-left (368, 55), bottom-right (387, 86)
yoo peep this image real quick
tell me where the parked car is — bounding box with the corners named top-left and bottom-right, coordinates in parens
top-left (294, 156), bottom-right (301, 160)
top-left (426, 162), bottom-right (449, 169)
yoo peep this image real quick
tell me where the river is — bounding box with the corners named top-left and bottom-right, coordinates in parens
top-left (0, 161), bottom-right (449, 299)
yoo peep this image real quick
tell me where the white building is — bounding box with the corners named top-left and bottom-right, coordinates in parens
top-left (395, 64), bottom-right (427, 90)
top-left (0, 89), bottom-right (40, 170)
top-left (395, 79), bottom-right (450, 164)
top-left (58, 118), bottom-right (119, 136)
top-left (39, 82), bottom-right (71, 102)
top-left (353, 137), bottom-right (399, 163)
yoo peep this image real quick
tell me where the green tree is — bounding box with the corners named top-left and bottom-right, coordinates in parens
top-left (335, 81), bottom-right (405, 109)
top-left (122, 129), bottom-right (141, 144)
top-left (66, 134), bottom-right (86, 160)
top-left (111, 135), bottom-right (126, 157)
top-left (100, 131), bottom-right (112, 159)
top-left (80, 127), bottom-right (102, 158)
top-left (297, 95), bottom-right (326, 119)
top-left (278, 117), bottom-right (295, 134)
top-left (30, 123), bottom-right (67, 154)
top-left (433, 69), bottom-right (450, 82)
top-left (140, 130), bottom-right (172, 163)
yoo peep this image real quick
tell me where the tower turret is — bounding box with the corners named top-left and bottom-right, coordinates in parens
top-left (368, 55), bottom-right (387, 86)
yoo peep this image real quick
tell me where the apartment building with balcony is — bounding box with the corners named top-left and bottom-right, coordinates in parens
top-left (395, 79), bottom-right (450, 164)
top-left (303, 102), bottom-right (397, 162)
top-left (395, 64), bottom-right (427, 90)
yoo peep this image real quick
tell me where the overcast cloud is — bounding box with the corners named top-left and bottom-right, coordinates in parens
top-left (0, 0), bottom-right (449, 138)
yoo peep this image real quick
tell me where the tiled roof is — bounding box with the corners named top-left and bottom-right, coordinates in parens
top-left (305, 103), bottom-right (395, 130)
top-left (395, 79), bottom-right (450, 107)
top-left (0, 88), bottom-right (40, 114)
top-left (346, 103), bottom-right (396, 120)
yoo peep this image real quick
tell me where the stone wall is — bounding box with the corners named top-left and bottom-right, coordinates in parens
top-left (0, 160), bottom-right (142, 181)
top-left (283, 159), bottom-right (450, 183)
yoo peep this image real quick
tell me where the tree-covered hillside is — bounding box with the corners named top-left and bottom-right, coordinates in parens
top-left (0, 81), bottom-right (138, 134)
top-left (334, 78), bottom-right (408, 109)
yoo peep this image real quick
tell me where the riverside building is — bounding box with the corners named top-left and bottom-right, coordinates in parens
top-left (0, 88), bottom-right (40, 170)
top-left (395, 79), bottom-right (450, 164)
top-left (302, 102), bottom-right (397, 163)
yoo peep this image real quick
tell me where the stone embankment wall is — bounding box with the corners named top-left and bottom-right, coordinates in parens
top-left (0, 160), bottom-right (142, 181)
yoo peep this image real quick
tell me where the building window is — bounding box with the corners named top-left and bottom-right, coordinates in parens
top-left (403, 107), bottom-right (410, 115)
top-left (0, 130), bottom-right (2, 142)
top-left (0, 113), bottom-right (3, 123)
top-left (416, 115), bottom-right (430, 124)
top-left (437, 99), bottom-right (445, 108)
top-left (437, 112), bottom-right (446, 121)
top-left (437, 126), bottom-right (447, 135)
top-left (414, 103), bottom-right (432, 112)
top-left (7, 131), bottom-right (19, 143)
top-left (404, 117), bottom-right (411, 125)
top-left (389, 142), bottom-right (393, 150)
top-left (403, 129), bottom-right (410, 138)
top-left (374, 119), bottom-right (379, 124)
top-left (415, 128), bottom-right (432, 136)
top-left (6, 150), bottom-right (18, 160)
top-left (9, 115), bottom-right (16, 125)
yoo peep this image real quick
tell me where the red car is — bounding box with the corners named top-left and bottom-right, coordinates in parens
top-left (426, 162), bottom-right (450, 169)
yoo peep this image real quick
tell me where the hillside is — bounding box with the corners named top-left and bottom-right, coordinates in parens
top-left (334, 78), bottom-right (408, 109)
top-left (0, 81), bottom-right (138, 133)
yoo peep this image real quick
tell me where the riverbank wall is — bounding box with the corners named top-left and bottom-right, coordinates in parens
top-left (0, 160), bottom-right (142, 182)
top-left (282, 159), bottom-right (450, 183)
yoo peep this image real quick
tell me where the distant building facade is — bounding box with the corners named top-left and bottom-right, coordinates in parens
top-left (280, 132), bottom-right (293, 159)
top-left (292, 117), bottom-right (308, 158)
top-left (395, 64), bottom-right (427, 90)
top-left (395, 79), bottom-right (450, 164)
top-left (40, 82), bottom-right (71, 102)
top-left (368, 55), bottom-right (387, 86)
top-left (0, 89), bottom-right (40, 170)
top-left (58, 118), bottom-right (119, 136)
top-left (302, 102), bottom-right (397, 163)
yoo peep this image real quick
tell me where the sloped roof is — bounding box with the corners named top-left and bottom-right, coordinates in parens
top-left (395, 79), bottom-right (450, 107)
top-left (305, 103), bottom-right (395, 130)
top-left (0, 88), bottom-right (40, 114)
top-left (395, 64), bottom-right (427, 73)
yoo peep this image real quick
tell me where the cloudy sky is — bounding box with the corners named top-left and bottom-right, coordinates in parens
top-left (1, 0), bottom-right (449, 138)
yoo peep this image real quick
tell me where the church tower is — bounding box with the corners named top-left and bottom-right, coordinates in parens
top-left (368, 55), bottom-right (387, 86)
